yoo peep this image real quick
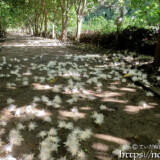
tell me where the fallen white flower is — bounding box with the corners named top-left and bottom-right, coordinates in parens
top-left (7, 98), bottom-right (15, 105)
top-left (9, 129), bottom-right (24, 146)
top-left (28, 122), bottom-right (37, 131)
top-left (23, 153), bottom-right (34, 160)
top-left (37, 131), bottom-right (47, 138)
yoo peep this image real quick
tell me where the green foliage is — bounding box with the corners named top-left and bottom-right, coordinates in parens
top-left (0, 1), bottom-right (11, 30)
top-left (0, 0), bottom-right (159, 39)
top-left (121, 16), bottom-right (146, 29)
top-left (82, 16), bottom-right (107, 31)
top-left (131, 0), bottom-right (160, 26)
top-left (81, 0), bottom-right (159, 35)
top-left (102, 20), bottom-right (117, 33)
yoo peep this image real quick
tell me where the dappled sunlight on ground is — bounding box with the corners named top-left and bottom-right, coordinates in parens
top-left (32, 83), bottom-right (53, 90)
top-left (119, 87), bottom-right (136, 92)
top-left (92, 143), bottom-right (111, 160)
top-left (124, 104), bottom-right (155, 114)
top-left (0, 104), bottom-right (52, 123)
top-left (3, 36), bottom-right (63, 47)
top-left (6, 86), bottom-right (16, 90)
top-left (0, 33), bottom-right (160, 160)
top-left (94, 134), bottom-right (130, 145)
top-left (102, 98), bottom-right (127, 104)
top-left (97, 91), bottom-right (123, 98)
top-left (23, 71), bottom-right (32, 76)
top-left (79, 107), bottom-right (92, 111)
top-left (96, 154), bottom-right (112, 160)
top-left (92, 142), bottom-right (109, 152)
top-left (58, 110), bottom-right (86, 120)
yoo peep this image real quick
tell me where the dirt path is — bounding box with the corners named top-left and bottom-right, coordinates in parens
top-left (0, 33), bottom-right (160, 160)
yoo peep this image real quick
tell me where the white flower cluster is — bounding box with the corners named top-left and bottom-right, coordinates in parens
top-left (39, 136), bottom-right (60, 160)
top-left (28, 122), bottom-right (37, 131)
top-left (23, 153), bottom-right (34, 160)
top-left (7, 98), bottom-right (15, 105)
top-left (9, 129), bottom-right (24, 146)
top-left (112, 144), bottom-right (131, 158)
top-left (91, 112), bottom-right (104, 125)
top-left (65, 128), bottom-right (92, 159)
top-left (58, 121), bottom-right (74, 130)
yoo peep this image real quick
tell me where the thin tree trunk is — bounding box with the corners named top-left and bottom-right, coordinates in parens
top-left (60, 0), bottom-right (73, 41)
top-left (28, 25), bottom-right (31, 34)
top-left (42, 0), bottom-right (47, 37)
top-left (35, 24), bottom-right (38, 36)
top-left (21, 27), bottom-right (24, 33)
top-left (33, 26), bottom-right (35, 35)
top-left (29, 18), bottom-right (34, 35)
top-left (44, 12), bottom-right (48, 37)
top-left (61, 22), bottom-right (68, 41)
top-left (52, 5), bottom-right (59, 39)
top-left (40, 15), bottom-right (44, 37)
top-left (44, 11), bottom-right (47, 37)
top-left (61, 13), bottom-right (68, 41)
top-left (34, 13), bottom-right (39, 36)
top-left (52, 21), bottom-right (56, 39)
top-left (76, 15), bottom-right (83, 42)
top-left (74, 0), bottom-right (86, 42)
top-left (34, 18), bottom-right (37, 36)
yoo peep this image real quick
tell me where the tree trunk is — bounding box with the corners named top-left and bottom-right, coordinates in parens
top-left (28, 25), bottom-right (32, 34)
top-left (33, 27), bottom-right (35, 36)
top-left (74, 0), bottom-right (86, 42)
top-left (76, 15), bottom-right (83, 42)
top-left (52, 21), bottom-right (56, 39)
top-left (40, 15), bottom-right (44, 37)
top-left (61, 14), bottom-right (68, 41)
top-left (44, 14), bottom-right (47, 37)
top-left (60, 0), bottom-right (73, 41)
top-left (153, 28), bottom-right (160, 68)
top-left (43, 0), bottom-right (47, 37)
top-left (34, 16), bottom-right (39, 36)
top-left (40, 26), bottom-right (43, 37)
top-left (44, 11), bottom-right (47, 37)
top-left (21, 27), bottom-right (24, 33)
top-left (35, 24), bottom-right (38, 36)
top-left (52, 8), bottom-right (58, 39)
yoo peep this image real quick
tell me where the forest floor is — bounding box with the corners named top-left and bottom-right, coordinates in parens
top-left (0, 33), bottom-right (160, 160)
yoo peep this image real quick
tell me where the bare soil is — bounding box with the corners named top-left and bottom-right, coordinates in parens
top-left (0, 33), bottom-right (160, 160)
